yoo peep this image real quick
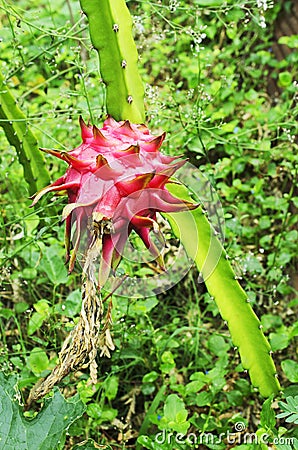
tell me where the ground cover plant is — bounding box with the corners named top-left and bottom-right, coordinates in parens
top-left (0, 0), bottom-right (297, 449)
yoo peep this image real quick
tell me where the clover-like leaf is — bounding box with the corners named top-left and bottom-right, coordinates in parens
top-left (276, 395), bottom-right (298, 424)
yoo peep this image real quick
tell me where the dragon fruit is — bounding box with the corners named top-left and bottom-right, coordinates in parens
top-left (32, 116), bottom-right (197, 287)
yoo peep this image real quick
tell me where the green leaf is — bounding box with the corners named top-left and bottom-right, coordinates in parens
top-left (55, 289), bottom-right (82, 318)
top-left (163, 394), bottom-right (190, 434)
top-left (34, 299), bottom-right (51, 315)
top-left (24, 214), bottom-right (40, 235)
top-left (28, 300), bottom-right (51, 335)
top-left (277, 396), bottom-right (298, 424)
top-left (39, 245), bottom-right (68, 285)
top-left (207, 335), bottom-right (229, 355)
top-left (0, 373), bottom-right (85, 450)
top-left (142, 371), bottom-right (159, 383)
top-left (104, 375), bottom-right (119, 401)
top-left (185, 379), bottom-right (206, 395)
top-left (161, 351), bottom-right (175, 365)
top-left (281, 360), bottom-right (298, 383)
top-left (210, 80), bottom-right (222, 95)
top-left (278, 72), bottom-right (292, 88)
top-left (27, 347), bottom-right (49, 376)
top-left (28, 312), bottom-right (46, 336)
top-left (160, 351), bottom-right (176, 373)
top-left (130, 297), bottom-right (159, 314)
top-left (22, 267), bottom-right (38, 280)
top-left (86, 403), bottom-right (102, 419)
top-left (261, 314), bottom-right (283, 331)
top-left (220, 120), bottom-right (239, 134)
top-left (164, 183), bottom-right (280, 397)
top-left (96, 407), bottom-right (118, 424)
top-left (15, 302), bottom-right (29, 314)
top-left (77, 380), bottom-right (98, 404)
top-left (278, 35), bottom-right (298, 48)
top-left (270, 332), bottom-right (289, 351)
top-left (0, 307), bottom-right (14, 319)
top-left (195, 391), bottom-right (213, 406)
top-left (260, 395), bottom-right (276, 430)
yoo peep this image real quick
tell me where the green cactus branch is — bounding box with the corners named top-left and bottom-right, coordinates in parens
top-left (0, 72), bottom-right (50, 196)
top-left (79, 0), bottom-right (145, 123)
top-left (164, 183), bottom-right (281, 397)
top-left (79, 0), bottom-right (280, 397)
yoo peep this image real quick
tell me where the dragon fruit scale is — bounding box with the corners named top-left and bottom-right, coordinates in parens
top-left (32, 116), bottom-right (197, 287)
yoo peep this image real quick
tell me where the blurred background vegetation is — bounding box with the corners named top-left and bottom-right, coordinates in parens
top-left (0, 0), bottom-right (297, 448)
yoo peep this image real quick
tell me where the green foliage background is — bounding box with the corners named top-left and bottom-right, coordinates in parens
top-left (0, 0), bottom-right (297, 448)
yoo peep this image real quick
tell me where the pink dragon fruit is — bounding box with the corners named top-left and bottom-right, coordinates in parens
top-left (32, 117), bottom-right (197, 287)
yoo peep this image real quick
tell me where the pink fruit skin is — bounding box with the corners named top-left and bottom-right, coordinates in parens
top-left (32, 117), bottom-right (196, 286)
